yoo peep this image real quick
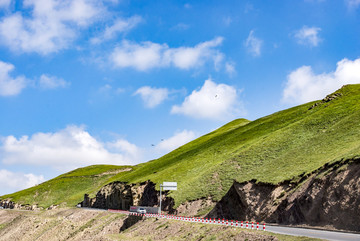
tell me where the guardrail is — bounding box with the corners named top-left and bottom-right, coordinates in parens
top-left (108, 209), bottom-right (266, 231)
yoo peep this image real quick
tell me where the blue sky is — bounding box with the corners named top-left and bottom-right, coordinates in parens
top-left (1, 0), bottom-right (360, 195)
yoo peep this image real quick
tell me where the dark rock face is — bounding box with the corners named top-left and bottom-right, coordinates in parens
top-left (83, 182), bottom-right (134, 210)
top-left (0, 200), bottom-right (16, 209)
top-left (81, 180), bottom-right (175, 212)
top-left (207, 158), bottom-right (360, 231)
top-left (120, 215), bottom-right (144, 231)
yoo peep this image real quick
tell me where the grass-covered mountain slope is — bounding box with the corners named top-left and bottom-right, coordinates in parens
top-left (108, 84), bottom-right (360, 205)
top-left (0, 165), bottom-right (132, 208)
top-left (2, 84), bottom-right (360, 209)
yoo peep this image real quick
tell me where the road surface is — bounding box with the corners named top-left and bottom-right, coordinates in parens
top-left (266, 225), bottom-right (360, 241)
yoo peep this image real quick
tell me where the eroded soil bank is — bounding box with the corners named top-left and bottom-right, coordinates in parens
top-left (81, 180), bottom-right (175, 213)
top-left (207, 158), bottom-right (360, 232)
top-left (0, 208), bottom-right (127, 241)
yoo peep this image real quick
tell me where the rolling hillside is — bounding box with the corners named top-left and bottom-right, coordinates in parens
top-left (2, 84), bottom-right (360, 209)
top-left (0, 165), bottom-right (132, 208)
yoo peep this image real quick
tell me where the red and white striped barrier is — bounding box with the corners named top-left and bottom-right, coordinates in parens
top-left (108, 209), bottom-right (266, 232)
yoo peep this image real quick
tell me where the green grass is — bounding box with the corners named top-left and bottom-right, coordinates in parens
top-left (0, 165), bottom-right (132, 208)
top-left (106, 84), bottom-right (360, 205)
top-left (2, 84), bottom-right (360, 209)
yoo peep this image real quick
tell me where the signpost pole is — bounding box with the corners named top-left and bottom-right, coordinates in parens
top-left (159, 184), bottom-right (162, 215)
top-left (159, 182), bottom-right (177, 215)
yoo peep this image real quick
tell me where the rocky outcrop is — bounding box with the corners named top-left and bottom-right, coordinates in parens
top-left (309, 92), bottom-right (343, 110)
top-left (0, 200), bottom-right (41, 210)
top-left (0, 200), bottom-right (16, 209)
top-left (81, 180), bottom-right (175, 212)
top-left (207, 158), bottom-right (360, 231)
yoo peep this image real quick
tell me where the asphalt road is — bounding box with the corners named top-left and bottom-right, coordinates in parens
top-left (266, 225), bottom-right (360, 241)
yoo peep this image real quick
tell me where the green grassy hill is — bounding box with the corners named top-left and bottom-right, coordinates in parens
top-left (2, 84), bottom-right (360, 208)
top-left (0, 165), bottom-right (132, 208)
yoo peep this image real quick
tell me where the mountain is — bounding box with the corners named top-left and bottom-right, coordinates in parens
top-left (2, 84), bottom-right (360, 220)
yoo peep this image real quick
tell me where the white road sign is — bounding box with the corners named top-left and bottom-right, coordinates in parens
top-left (162, 182), bottom-right (177, 190)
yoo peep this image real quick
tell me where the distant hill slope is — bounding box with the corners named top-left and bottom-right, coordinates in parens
top-left (2, 84), bottom-right (360, 209)
top-left (0, 165), bottom-right (132, 208)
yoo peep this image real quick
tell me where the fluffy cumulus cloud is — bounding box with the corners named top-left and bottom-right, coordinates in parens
top-left (39, 74), bottom-right (70, 89)
top-left (134, 86), bottom-right (169, 108)
top-left (0, 0), bottom-right (11, 8)
top-left (283, 58), bottom-right (360, 104)
top-left (294, 26), bottom-right (322, 47)
top-left (245, 30), bottom-right (263, 57)
top-left (0, 0), bottom-right (104, 54)
top-left (0, 60), bottom-right (26, 96)
top-left (171, 78), bottom-right (244, 120)
top-left (155, 130), bottom-right (196, 153)
top-left (0, 169), bottom-right (45, 195)
top-left (91, 15), bottom-right (142, 44)
top-left (0, 125), bottom-right (142, 170)
top-left (111, 37), bottom-right (224, 71)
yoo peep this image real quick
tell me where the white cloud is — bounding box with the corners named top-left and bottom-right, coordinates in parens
top-left (225, 62), bottom-right (236, 76)
top-left (134, 86), bottom-right (169, 108)
top-left (91, 16), bottom-right (142, 44)
top-left (294, 26), bottom-right (322, 47)
top-left (155, 130), bottom-right (196, 153)
top-left (0, 125), bottom-right (142, 170)
top-left (171, 78), bottom-right (244, 120)
top-left (0, 0), bottom-right (11, 8)
top-left (111, 37), bottom-right (224, 71)
top-left (346, 0), bottom-right (360, 8)
top-left (171, 23), bottom-right (190, 31)
top-left (282, 58), bottom-right (360, 104)
top-left (0, 169), bottom-right (45, 195)
top-left (245, 30), bottom-right (263, 57)
top-left (0, 0), bottom-right (104, 54)
top-left (0, 60), bottom-right (26, 96)
top-left (39, 74), bottom-right (69, 89)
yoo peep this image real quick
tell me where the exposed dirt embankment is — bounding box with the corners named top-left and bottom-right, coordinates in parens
top-left (0, 208), bottom-right (127, 241)
top-left (0, 208), bottom-right (313, 241)
top-left (208, 158), bottom-right (360, 232)
top-left (81, 181), bottom-right (175, 213)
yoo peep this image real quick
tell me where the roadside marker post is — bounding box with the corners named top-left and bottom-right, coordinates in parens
top-left (251, 222), bottom-right (254, 229)
top-left (263, 223), bottom-right (266, 231)
top-left (159, 182), bottom-right (177, 215)
top-left (257, 222), bottom-right (259, 230)
top-left (246, 221), bottom-right (249, 228)
top-left (241, 221), bottom-right (243, 228)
